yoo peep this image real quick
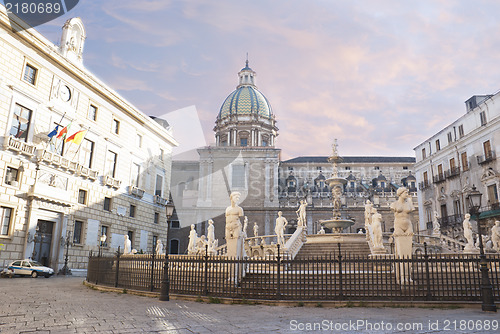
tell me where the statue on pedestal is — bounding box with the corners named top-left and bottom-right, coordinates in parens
top-left (253, 222), bottom-right (259, 237)
top-left (188, 224), bottom-right (198, 255)
top-left (296, 200), bottom-right (307, 227)
top-left (225, 192), bottom-right (244, 258)
top-left (275, 211), bottom-right (288, 246)
top-left (207, 219), bottom-right (218, 255)
top-left (124, 235), bottom-right (132, 255)
top-left (371, 208), bottom-right (384, 249)
top-left (432, 211), bottom-right (441, 236)
top-left (491, 221), bottom-right (500, 252)
top-left (156, 239), bottom-right (164, 255)
top-left (364, 199), bottom-right (373, 227)
top-left (463, 213), bottom-right (477, 253)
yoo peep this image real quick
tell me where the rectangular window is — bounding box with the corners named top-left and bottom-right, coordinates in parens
top-left (136, 134), bottom-right (142, 148)
top-left (437, 164), bottom-right (443, 178)
top-left (88, 104), bottom-right (97, 121)
top-left (461, 152), bottom-right (469, 171)
top-left (423, 171), bottom-right (428, 185)
top-left (422, 148), bottom-right (426, 159)
top-left (487, 184), bottom-right (498, 204)
top-left (131, 163), bottom-right (140, 187)
top-left (345, 166), bottom-right (351, 170)
top-left (403, 166), bottom-right (408, 170)
top-left (155, 175), bottom-right (163, 197)
top-left (240, 138), bottom-right (248, 147)
top-left (23, 64), bottom-right (37, 85)
top-left (159, 148), bottom-right (164, 161)
top-left (130, 205), bottom-right (136, 218)
top-left (453, 200), bottom-right (461, 216)
top-left (10, 104), bottom-right (32, 142)
top-left (232, 165), bottom-right (245, 188)
top-left (154, 212), bottom-right (159, 224)
top-left (449, 158), bottom-right (456, 169)
top-left (78, 189), bottom-right (87, 205)
top-left (480, 111), bottom-right (487, 126)
top-left (112, 119), bottom-right (120, 134)
top-left (374, 166), bottom-right (380, 170)
top-left (435, 139), bottom-right (440, 151)
top-left (447, 132), bottom-right (452, 144)
top-left (0, 206), bottom-right (13, 236)
top-left (104, 197), bottom-right (112, 211)
top-left (106, 150), bottom-right (118, 178)
top-left (458, 124), bottom-right (464, 138)
top-left (127, 231), bottom-right (134, 245)
top-left (4, 167), bottom-right (19, 186)
top-left (79, 139), bottom-right (94, 169)
top-left (73, 220), bottom-right (83, 244)
top-left (171, 220), bottom-right (180, 229)
top-left (153, 235), bottom-right (158, 250)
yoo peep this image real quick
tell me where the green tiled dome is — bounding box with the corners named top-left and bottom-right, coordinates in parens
top-left (218, 86), bottom-right (273, 119)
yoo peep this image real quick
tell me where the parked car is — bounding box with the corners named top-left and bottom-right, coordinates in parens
top-left (7, 259), bottom-right (54, 278)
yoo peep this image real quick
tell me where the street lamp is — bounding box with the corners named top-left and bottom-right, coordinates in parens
top-left (160, 200), bottom-right (175, 301)
top-left (466, 185), bottom-right (497, 312)
top-left (99, 234), bottom-right (107, 257)
top-left (58, 231), bottom-right (72, 276)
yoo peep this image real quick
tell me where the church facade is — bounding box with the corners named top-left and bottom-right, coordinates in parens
top-left (170, 62), bottom-right (417, 254)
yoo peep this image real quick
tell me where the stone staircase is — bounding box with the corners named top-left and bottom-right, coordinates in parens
top-left (295, 240), bottom-right (371, 259)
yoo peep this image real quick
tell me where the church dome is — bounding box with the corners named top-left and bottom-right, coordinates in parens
top-left (218, 86), bottom-right (273, 119)
top-left (217, 60), bottom-right (273, 120)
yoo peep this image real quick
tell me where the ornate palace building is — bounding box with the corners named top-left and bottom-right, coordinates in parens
top-left (0, 13), bottom-right (177, 273)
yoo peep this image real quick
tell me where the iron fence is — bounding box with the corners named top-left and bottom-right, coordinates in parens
top-left (87, 248), bottom-right (500, 302)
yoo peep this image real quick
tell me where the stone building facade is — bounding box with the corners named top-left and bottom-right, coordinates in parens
top-left (0, 14), bottom-right (177, 272)
top-left (414, 93), bottom-right (500, 239)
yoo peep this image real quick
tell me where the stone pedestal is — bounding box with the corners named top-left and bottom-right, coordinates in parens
top-left (226, 236), bottom-right (243, 258)
top-left (394, 234), bottom-right (413, 284)
top-left (463, 243), bottom-right (479, 254)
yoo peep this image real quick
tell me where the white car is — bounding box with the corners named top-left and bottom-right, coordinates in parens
top-left (7, 259), bottom-right (54, 278)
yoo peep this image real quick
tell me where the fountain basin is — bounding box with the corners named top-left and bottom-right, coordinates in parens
top-left (320, 219), bottom-right (354, 233)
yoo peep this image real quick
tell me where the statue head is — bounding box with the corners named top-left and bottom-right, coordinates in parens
top-left (190, 224), bottom-right (195, 230)
top-left (230, 191), bottom-right (241, 204)
top-left (396, 187), bottom-right (408, 198)
top-left (465, 213), bottom-right (471, 219)
top-left (277, 211), bottom-right (282, 217)
top-left (208, 219), bottom-right (214, 225)
top-left (495, 220), bottom-right (500, 227)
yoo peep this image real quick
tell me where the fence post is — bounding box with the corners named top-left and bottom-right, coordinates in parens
top-left (276, 244), bottom-right (281, 300)
top-left (96, 249), bottom-right (100, 285)
top-left (338, 243), bottom-right (343, 300)
top-left (115, 246), bottom-right (121, 288)
top-left (204, 244), bottom-right (209, 296)
top-left (424, 242), bottom-right (431, 301)
top-left (150, 248), bottom-right (156, 292)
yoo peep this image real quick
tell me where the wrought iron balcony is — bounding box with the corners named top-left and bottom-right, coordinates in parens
top-left (444, 167), bottom-right (460, 179)
top-left (477, 151), bottom-right (496, 164)
top-left (432, 174), bottom-right (446, 184)
top-left (418, 181), bottom-right (431, 190)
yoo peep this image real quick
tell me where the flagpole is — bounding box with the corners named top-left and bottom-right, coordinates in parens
top-left (71, 127), bottom-right (91, 160)
top-left (46, 112), bottom-right (67, 150)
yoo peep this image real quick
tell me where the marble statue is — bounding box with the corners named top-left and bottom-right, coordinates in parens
top-left (123, 235), bottom-right (132, 255)
top-left (463, 213), bottom-right (477, 253)
top-left (155, 239), bottom-right (164, 255)
top-left (491, 221), bottom-right (500, 252)
top-left (207, 219), bottom-right (218, 255)
top-left (188, 224), bottom-right (198, 255)
top-left (364, 199), bottom-right (373, 227)
top-left (332, 187), bottom-right (342, 219)
top-left (196, 235), bottom-right (208, 255)
top-left (390, 187), bottom-right (415, 236)
top-left (432, 211), bottom-right (441, 236)
top-left (275, 211), bottom-right (288, 246)
top-left (242, 216), bottom-right (249, 239)
top-left (253, 222), bottom-right (259, 237)
top-left (318, 226), bottom-right (326, 234)
top-left (371, 208), bottom-right (384, 249)
top-left (390, 187), bottom-right (414, 283)
top-left (225, 192), bottom-right (243, 240)
top-left (296, 200), bottom-right (307, 227)
top-left (225, 191), bottom-right (244, 258)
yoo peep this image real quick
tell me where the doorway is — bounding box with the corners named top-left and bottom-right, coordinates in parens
top-left (32, 220), bottom-right (55, 267)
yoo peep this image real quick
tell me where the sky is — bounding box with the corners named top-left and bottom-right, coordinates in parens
top-left (34, 0), bottom-right (500, 160)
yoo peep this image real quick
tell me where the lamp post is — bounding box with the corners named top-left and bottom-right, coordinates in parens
top-left (160, 200), bottom-right (175, 301)
top-left (58, 231), bottom-right (72, 276)
top-left (467, 185), bottom-right (497, 312)
top-left (99, 234), bottom-right (107, 257)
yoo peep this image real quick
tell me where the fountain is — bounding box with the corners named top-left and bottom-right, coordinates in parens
top-left (319, 140), bottom-right (355, 233)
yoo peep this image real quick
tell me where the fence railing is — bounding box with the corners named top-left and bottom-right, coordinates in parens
top-left (86, 247), bottom-right (500, 302)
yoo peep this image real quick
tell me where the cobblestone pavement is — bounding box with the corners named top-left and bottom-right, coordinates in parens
top-left (0, 276), bottom-right (498, 333)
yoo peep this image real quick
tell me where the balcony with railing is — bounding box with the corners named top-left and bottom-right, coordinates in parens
top-left (432, 173), bottom-right (446, 184)
top-left (129, 185), bottom-right (145, 198)
top-left (438, 214), bottom-right (463, 228)
top-left (444, 167), bottom-right (460, 179)
top-left (103, 175), bottom-right (122, 189)
top-left (154, 195), bottom-right (167, 206)
top-left (418, 181), bottom-right (431, 190)
top-left (477, 150), bottom-right (496, 165)
top-left (4, 136), bottom-right (36, 156)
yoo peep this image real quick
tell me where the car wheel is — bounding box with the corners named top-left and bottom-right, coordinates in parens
top-left (31, 271), bottom-right (38, 278)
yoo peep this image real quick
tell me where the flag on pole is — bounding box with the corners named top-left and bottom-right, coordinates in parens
top-left (65, 130), bottom-right (86, 145)
top-left (47, 125), bottom-right (59, 139)
top-left (57, 123), bottom-right (71, 139)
